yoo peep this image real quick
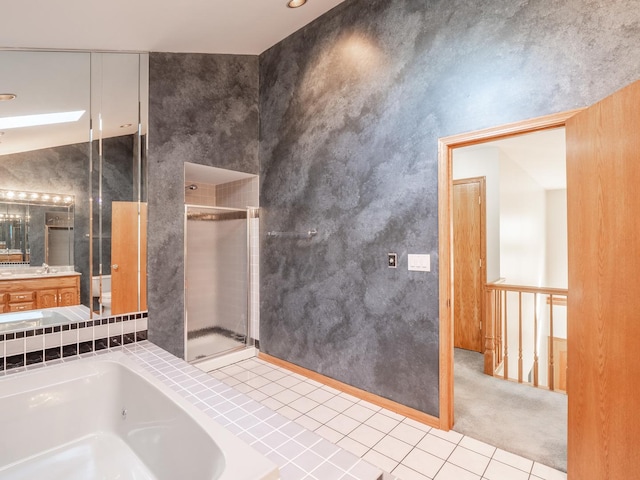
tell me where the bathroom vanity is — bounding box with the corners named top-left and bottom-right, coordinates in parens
top-left (0, 271), bottom-right (80, 313)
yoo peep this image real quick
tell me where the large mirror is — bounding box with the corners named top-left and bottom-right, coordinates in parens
top-left (0, 50), bottom-right (147, 332)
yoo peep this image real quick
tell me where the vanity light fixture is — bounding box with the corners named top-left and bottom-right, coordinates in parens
top-left (287, 0), bottom-right (307, 7)
top-left (0, 189), bottom-right (74, 205)
top-left (0, 93), bottom-right (17, 101)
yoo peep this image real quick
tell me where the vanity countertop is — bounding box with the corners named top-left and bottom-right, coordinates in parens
top-left (0, 268), bottom-right (81, 281)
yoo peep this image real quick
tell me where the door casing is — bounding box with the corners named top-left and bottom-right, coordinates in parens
top-left (437, 108), bottom-right (584, 430)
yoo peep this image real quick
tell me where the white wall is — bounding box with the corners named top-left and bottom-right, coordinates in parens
top-left (453, 146), bottom-right (501, 283)
top-left (499, 152), bottom-right (547, 286)
top-left (545, 189), bottom-right (568, 289)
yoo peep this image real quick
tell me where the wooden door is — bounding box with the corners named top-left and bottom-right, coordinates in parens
top-left (453, 177), bottom-right (486, 352)
top-left (111, 202), bottom-right (147, 315)
top-left (566, 80), bottom-right (640, 479)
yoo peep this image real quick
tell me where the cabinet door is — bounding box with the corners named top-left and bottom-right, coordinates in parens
top-left (58, 287), bottom-right (78, 307)
top-left (37, 289), bottom-right (59, 309)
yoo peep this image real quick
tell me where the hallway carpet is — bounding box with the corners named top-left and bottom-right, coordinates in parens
top-left (453, 348), bottom-right (567, 472)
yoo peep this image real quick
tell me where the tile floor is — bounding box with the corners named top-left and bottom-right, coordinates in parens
top-left (210, 357), bottom-right (567, 480)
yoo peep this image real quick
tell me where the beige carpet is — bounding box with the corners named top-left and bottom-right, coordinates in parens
top-left (453, 348), bottom-right (567, 472)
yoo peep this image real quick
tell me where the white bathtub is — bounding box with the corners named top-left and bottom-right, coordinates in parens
top-left (0, 353), bottom-right (280, 480)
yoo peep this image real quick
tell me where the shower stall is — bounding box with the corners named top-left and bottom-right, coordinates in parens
top-left (184, 205), bottom-right (258, 363)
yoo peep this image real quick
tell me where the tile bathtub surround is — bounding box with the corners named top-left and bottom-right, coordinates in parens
top-left (128, 343), bottom-right (382, 480)
top-left (0, 312), bottom-right (148, 370)
top-left (6, 342), bottom-right (381, 480)
top-left (212, 357), bottom-right (567, 480)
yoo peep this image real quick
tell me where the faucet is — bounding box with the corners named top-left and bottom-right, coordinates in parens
top-left (42, 263), bottom-right (49, 274)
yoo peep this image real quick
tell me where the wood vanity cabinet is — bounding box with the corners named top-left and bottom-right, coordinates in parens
top-left (36, 286), bottom-right (78, 309)
top-left (0, 275), bottom-right (80, 312)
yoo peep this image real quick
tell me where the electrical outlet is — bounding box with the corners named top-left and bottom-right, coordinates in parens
top-left (388, 253), bottom-right (398, 268)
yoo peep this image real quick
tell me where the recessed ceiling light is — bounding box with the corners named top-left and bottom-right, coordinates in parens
top-left (287, 0), bottom-right (307, 7)
top-left (0, 93), bottom-right (17, 101)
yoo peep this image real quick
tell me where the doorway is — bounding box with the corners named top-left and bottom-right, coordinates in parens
top-left (437, 109), bottom-right (582, 431)
top-left (449, 128), bottom-right (569, 470)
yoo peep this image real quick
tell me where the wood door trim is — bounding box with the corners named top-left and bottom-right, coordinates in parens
top-left (437, 108), bottom-right (584, 431)
top-left (453, 176), bottom-right (487, 353)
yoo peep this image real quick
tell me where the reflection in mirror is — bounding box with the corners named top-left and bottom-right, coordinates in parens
top-left (0, 51), bottom-right (90, 331)
top-left (91, 52), bottom-right (148, 318)
top-left (0, 50), bottom-right (148, 333)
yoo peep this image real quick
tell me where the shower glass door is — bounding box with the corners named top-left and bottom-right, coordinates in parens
top-left (185, 205), bottom-right (250, 362)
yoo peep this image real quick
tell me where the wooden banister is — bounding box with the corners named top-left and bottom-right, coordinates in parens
top-left (484, 282), bottom-right (568, 393)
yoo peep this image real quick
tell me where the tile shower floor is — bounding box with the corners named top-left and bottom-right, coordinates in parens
top-left (210, 357), bottom-right (567, 480)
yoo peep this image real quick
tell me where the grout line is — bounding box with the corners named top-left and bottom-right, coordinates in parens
top-left (215, 356), bottom-right (566, 480)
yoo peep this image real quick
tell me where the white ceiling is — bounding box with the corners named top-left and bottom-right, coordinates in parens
top-left (1, 0), bottom-right (347, 55)
top-left (461, 128), bottom-right (567, 190)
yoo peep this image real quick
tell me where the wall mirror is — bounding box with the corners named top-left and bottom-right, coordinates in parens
top-left (0, 50), bottom-right (148, 332)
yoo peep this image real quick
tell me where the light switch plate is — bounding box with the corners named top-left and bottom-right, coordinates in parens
top-left (408, 254), bottom-right (430, 272)
top-left (388, 253), bottom-right (398, 268)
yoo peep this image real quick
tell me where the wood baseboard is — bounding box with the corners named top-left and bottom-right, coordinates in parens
top-left (259, 352), bottom-right (441, 430)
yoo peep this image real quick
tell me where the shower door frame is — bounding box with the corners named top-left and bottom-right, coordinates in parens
top-left (184, 204), bottom-right (254, 363)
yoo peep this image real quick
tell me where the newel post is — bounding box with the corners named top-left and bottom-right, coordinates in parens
top-left (484, 287), bottom-right (496, 375)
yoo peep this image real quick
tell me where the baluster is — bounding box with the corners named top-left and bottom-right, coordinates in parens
top-left (494, 290), bottom-right (500, 369)
top-left (533, 292), bottom-right (539, 387)
top-left (548, 294), bottom-right (555, 391)
top-left (496, 290), bottom-right (503, 366)
top-left (503, 291), bottom-right (509, 380)
top-left (518, 291), bottom-right (523, 383)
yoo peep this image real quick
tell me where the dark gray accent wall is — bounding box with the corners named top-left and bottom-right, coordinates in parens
top-left (148, 53), bottom-right (259, 358)
top-left (258, 0), bottom-right (640, 416)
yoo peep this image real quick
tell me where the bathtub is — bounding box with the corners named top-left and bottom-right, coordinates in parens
top-left (0, 309), bottom-right (71, 333)
top-left (0, 352), bottom-right (280, 480)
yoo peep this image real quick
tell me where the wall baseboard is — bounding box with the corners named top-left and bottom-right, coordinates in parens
top-left (259, 352), bottom-right (441, 430)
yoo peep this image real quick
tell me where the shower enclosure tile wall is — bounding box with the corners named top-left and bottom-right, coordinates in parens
top-left (184, 182), bottom-right (216, 206)
top-left (216, 177), bottom-right (259, 208)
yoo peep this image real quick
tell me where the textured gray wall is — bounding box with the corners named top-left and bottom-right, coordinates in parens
top-left (148, 53), bottom-right (259, 357)
top-left (258, 0), bottom-right (640, 415)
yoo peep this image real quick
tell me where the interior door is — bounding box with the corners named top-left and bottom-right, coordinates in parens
top-left (111, 201), bottom-right (147, 315)
top-left (453, 177), bottom-right (486, 353)
top-left (566, 80), bottom-right (640, 479)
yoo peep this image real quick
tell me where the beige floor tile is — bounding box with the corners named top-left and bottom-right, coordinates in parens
top-left (371, 434), bottom-right (413, 462)
top-left (363, 450), bottom-right (398, 474)
top-left (434, 462), bottom-right (481, 480)
top-left (401, 448), bottom-right (445, 479)
top-left (416, 433), bottom-right (457, 460)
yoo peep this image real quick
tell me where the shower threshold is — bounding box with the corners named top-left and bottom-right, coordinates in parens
top-left (190, 345), bottom-right (258, 372)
